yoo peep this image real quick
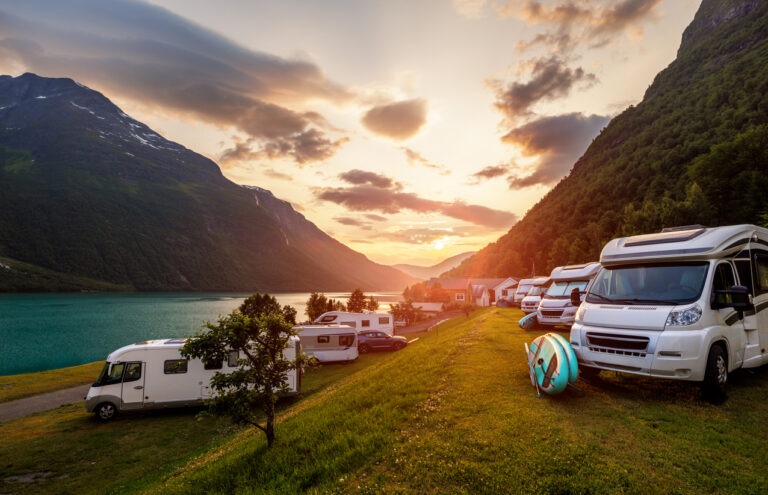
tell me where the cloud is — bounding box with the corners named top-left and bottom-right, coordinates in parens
top-left (490, 57), bottom-right (597, 120)
top-left (470, 164), bottom-right (509, 183)
top-left (0, 0), bottom-right (352, 164)
top-left (401, 147), bottom-right (450, 174)
top-left (316, 170), bottom-right (517, 229)
top-left (502, 0), bottom-right (663, 52)
top-left (334, 217), bottom-right (373, 230)
top-left (361, 99), bottom-right (428, 140)
top-left (502, 113), bottom-right (609, 188)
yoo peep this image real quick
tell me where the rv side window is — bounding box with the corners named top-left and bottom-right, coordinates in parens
top-left (204, 359), bottom-right (223, 370)
top-left (378, 317), bottom-right (390, 325)
top-left (735, 259), bottom-right (754, 295)
top-left (103, 363), bottom-right (125, 385)
top-left (319, 315), bottom-right (337, 323)
top-left (227, 351), bottom-right (239, 367)
top-left (123, 362), bottom-right (142, 382)
top-left (164, 359), bottom-right (188, 374)
top-left (712, 263), bottom-right (737, 307)
top-left (755, 254), bottom-right (768, 294)
top-left (317, 336), bottom-right (330, 344)
top-left (339, 335), bottom-right (354, 346)
top-left (361, 320), bottom-right (371, 327)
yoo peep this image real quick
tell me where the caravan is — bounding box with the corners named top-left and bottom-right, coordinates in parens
top-left (313, 311), bottom-right (394, 335)
top-left (84, 337), bottom-right (300, 421)
top-left (296, 324), bottom-right (359, 362)
top-left (513, 277), bottom-right (549, 307)
top-left (519, 277), bottom-right (550, 312)
top-left (570, 225), bottom-right (768, 401)
top-left (537, 262), bottom-right (600, 327)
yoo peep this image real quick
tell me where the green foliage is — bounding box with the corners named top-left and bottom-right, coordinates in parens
top-left (365, 295), bottom-right (379, 311)
top-left (346, 288), bottom-right (367, 313)
top-left (304, 292), bottom-right (346, 321)
top-left (239, 292), bottom-right (297, 325)
top-left (389, 300), bottom-right (423, 326)
top-left (180, 312), bottom-right (302, 447)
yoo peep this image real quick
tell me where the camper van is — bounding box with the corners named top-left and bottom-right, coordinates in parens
top-left (85, 337), bottom-right (300, 421)
top-left (537, 262), bottom-right (600, 327)
top-left (570, 224), bottom-right (768, 401)
top-left (313, 311), bottom-right (394, 335)
top-left (296, 324), bottom-right (358, 362)
top-left (516, 277), bottom-right (549, 311)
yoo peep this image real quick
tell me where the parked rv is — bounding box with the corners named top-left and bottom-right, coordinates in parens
top-left (521, 277), bottom-right (550, 313)
top-left (296, 324), bottom-right (358, 362)
top-left (537, 262), bottom-right (600, 327)
top-left (513, 277), bottom-right (549, 307)
top-left (85, 337), bottom-right (300, 421)
top-left (313, 311), bottom-right (394, 334)
top-left (570, 224), bottom-right (768, 401)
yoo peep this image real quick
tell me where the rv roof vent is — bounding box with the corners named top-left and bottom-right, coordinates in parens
top-left (165, 338), bottom-right (187, 344)
top-left (660, 225), bottom-right (706, 233)
top-left (625, 226), bottom-right (706, 247)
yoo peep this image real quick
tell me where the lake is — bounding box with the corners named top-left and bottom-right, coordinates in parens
top-left (0, 292), bottom-right (401, 376)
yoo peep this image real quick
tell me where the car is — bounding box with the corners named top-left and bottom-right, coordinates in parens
top-left (357, 331), bottom-right (408, 353)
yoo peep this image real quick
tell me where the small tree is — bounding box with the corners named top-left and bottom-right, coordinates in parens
top-left (181, 312), bottom-right (301, 448)
top-left (347, 288), bottom-right (367, 312)
top-left (240, 292), bottom-right (297, 324)
top-left (365, 295), bottom-right (379, 311)
top-left (390, 301), bottom-right (422, 327)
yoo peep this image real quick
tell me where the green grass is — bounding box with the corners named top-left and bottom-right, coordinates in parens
top-left (3, 309), bottom-right (768, 494)
top-left (0, 362), bottom-right (104, 403)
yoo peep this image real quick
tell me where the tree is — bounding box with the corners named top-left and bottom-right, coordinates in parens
top-left (347, 288), bottom-right (367, 313)
top-left (240, 292), bottom-right (297, 324)
top-left (305, 292), bottom-right (329, 322)
top-left (365, 295), bottom-right (379, 311)
top-left (390, 301), bottom-right (422, 327)
top-left (181, 312), bottom-right (302, 448)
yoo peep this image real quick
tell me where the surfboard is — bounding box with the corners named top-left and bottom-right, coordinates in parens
top-left (525, 333), bottom-right (570, 395)
top-left (547, 332), bottom-right (579, 385)
top-left (518, 312), bottom-right (538, 330)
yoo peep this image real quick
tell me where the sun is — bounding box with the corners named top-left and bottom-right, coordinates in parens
top-left (432, 238), bottom-right (446, 251)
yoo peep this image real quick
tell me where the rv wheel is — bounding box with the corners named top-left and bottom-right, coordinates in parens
top-left (702, 345), bottom-right (728, 404)
top-left (95, 402), bottom-right (117, 421)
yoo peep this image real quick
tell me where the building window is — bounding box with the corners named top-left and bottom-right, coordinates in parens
top-left (455, 293), bottom-right (465, 301)
top-left (164, 359), bottom-right (188, 374)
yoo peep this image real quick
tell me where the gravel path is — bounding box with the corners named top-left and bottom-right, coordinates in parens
top-left (0, 384), bottom-right (91, 422)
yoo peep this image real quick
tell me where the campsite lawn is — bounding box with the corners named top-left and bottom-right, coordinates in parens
top-left (3, 307), bottom-right (768, 494)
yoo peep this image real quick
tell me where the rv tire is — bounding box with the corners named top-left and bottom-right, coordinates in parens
top-left (95, 402), bottom-right (117, 421)
top-left (702, 344), bottom-right (728, 404)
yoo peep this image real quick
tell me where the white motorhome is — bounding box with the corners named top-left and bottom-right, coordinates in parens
top-left (570, 224), bottom-right (767, 401)
top-left (313, 311), bottom-right (394, 335)
top-left (513, 276), bottom-right (548, 307)
top-left (538, 262), bottom-right (601, 327)
top-left (85, 337), bottom-right (300, 420)
top-left (520, 277), bottom-right (550, 313)
top-left (296, 324), bottom-right (358, 362)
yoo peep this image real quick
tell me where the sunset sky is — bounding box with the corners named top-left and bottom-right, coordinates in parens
top-left (0, 0), bottom-right (700, 266)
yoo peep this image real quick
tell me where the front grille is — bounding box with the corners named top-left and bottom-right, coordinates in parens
top-left (540, 309), bottom-right (563, 317)
top-left (586, 332), bottom-right (649, 357)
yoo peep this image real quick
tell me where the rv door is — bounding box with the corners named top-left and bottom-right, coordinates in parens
top-left (120, 362), bottom-right (145, 409)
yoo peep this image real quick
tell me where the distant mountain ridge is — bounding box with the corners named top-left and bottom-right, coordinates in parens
top-left (393, 251), bottom-right (475, 280)
top-left (0, 73), bottom-right (414, 292)
top-left (449, 0), bottom-right (768, 279)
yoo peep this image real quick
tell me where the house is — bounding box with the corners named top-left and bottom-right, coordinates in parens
top-left (425, 277), bottom-right (509, 307)
top-left (492, 277), bottom-right (519, 302)
top-left (412, 302), bottom-right (445, 317)
top-left (470, 285), bottom-right (490, 307)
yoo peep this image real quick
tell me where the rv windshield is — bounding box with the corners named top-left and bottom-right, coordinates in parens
top-left (526, 286), bottom-right (545, 297)
top-left (586, 262), bottom-right (708, 305)
top-left (545, 280), bottom-right (589, 299)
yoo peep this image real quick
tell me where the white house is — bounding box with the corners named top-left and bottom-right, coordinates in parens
top-left (492, 277), bottom-right (519, 302)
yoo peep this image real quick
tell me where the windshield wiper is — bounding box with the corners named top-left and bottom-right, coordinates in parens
top-left (586, 293), bottom-right (615, 303)
top-left (611, 298), bottom-right (676, 305)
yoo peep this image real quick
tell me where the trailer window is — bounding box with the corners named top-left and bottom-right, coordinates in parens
top-left (123, 362), bottom-right (142, 382)
top-left (227, 351), bottom-right (239, 367)
top-left (361, 319), bottom-right (370, 327)
top-left (755, 254), bottom-right (768, 294)
top-left (339, 335), bottom-right (354, 347)
top-left (319, 315), bottom-right (337, 323)
top-left (164, 359), bottom-right (188, 374)
top-left (204, 359), bottom-right (223, 370)
top-left (378, 317), bottom-right (390, 325)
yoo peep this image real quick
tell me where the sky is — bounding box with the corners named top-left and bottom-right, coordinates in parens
top-left (0, 0), bottom-right (700, 266)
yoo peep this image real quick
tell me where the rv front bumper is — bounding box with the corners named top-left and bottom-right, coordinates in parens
top-left (569, 324), bottom-right (709, 381)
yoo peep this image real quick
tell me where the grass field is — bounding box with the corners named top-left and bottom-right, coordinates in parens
top-left (3, 307), bottom-right (768, 494)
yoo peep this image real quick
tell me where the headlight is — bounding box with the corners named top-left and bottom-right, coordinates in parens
top-left (666, 304), bottom-right (702, 327)
top-left (575, 306), bottom-right (586, 322)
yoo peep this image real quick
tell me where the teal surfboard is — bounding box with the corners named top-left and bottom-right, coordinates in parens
top-left (525, 333), bottom-right (570, 395)
top-left (547, 332), bottom-right (579, 385)
top-left (518, 312), bottom-right (537, 330)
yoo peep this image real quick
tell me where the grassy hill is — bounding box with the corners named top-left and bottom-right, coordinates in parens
top-left (5, 308), bottom-right (768, 494)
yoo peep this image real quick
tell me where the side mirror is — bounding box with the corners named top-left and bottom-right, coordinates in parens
top-left (711, 285), bottom-right (753, 312)
top-left (570, 287), bottom-right (582, 306)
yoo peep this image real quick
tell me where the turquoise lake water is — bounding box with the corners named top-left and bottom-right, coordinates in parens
top-left (0, 292), bottom-right (399, 376)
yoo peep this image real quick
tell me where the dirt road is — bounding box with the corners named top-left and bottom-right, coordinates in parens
top-left (0, 385), bottom-right (91, 422)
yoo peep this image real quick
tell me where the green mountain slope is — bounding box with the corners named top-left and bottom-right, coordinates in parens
top-left (449, 0), bottom-right (768, 279)
top-left (0, 74), bottom-right (413, 291)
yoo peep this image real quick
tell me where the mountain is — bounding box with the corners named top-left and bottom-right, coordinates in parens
top-left (393, 251), bottom-right (476, 280)
top-left (449, 0), bottom-right (768, 279)
top-left (0, 73), bottom-right (414, 292)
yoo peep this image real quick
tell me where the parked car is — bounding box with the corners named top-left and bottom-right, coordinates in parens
top-left (358, 331), bottom-right (408, 353)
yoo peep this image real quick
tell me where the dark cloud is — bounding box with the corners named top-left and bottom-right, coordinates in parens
top-left (508, 0), bottom-right (663, 52)
top-left (491, 57), bottom-right (597, 120)
top-left (361, 99), bottom-right (428, 140)
top-left (502, 113), bottom-right (610, 188)
top-left (470, 165), bottom-right (509, 183)
top-left (316, 170), bottom-right (516, 229)
top-left (220, 131), bottom-right (349, 165)
top-left (0, 0), bottom-right (352, 164)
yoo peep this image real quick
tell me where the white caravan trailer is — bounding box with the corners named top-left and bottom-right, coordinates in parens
top-left (570, 224), bottom-right (768, 401)
top-left (85, 337), bottom-right (300, 420)
top-left (313, 311), bottom-right (394, 335)
top-left (538, 262), bottom-right (601, 327)
top-left (520, 277), bottom-right (551, 313)
top-left (296, 324), bottom-right (358, 362)
top-left (515, 277), bottom-right (549, 310)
